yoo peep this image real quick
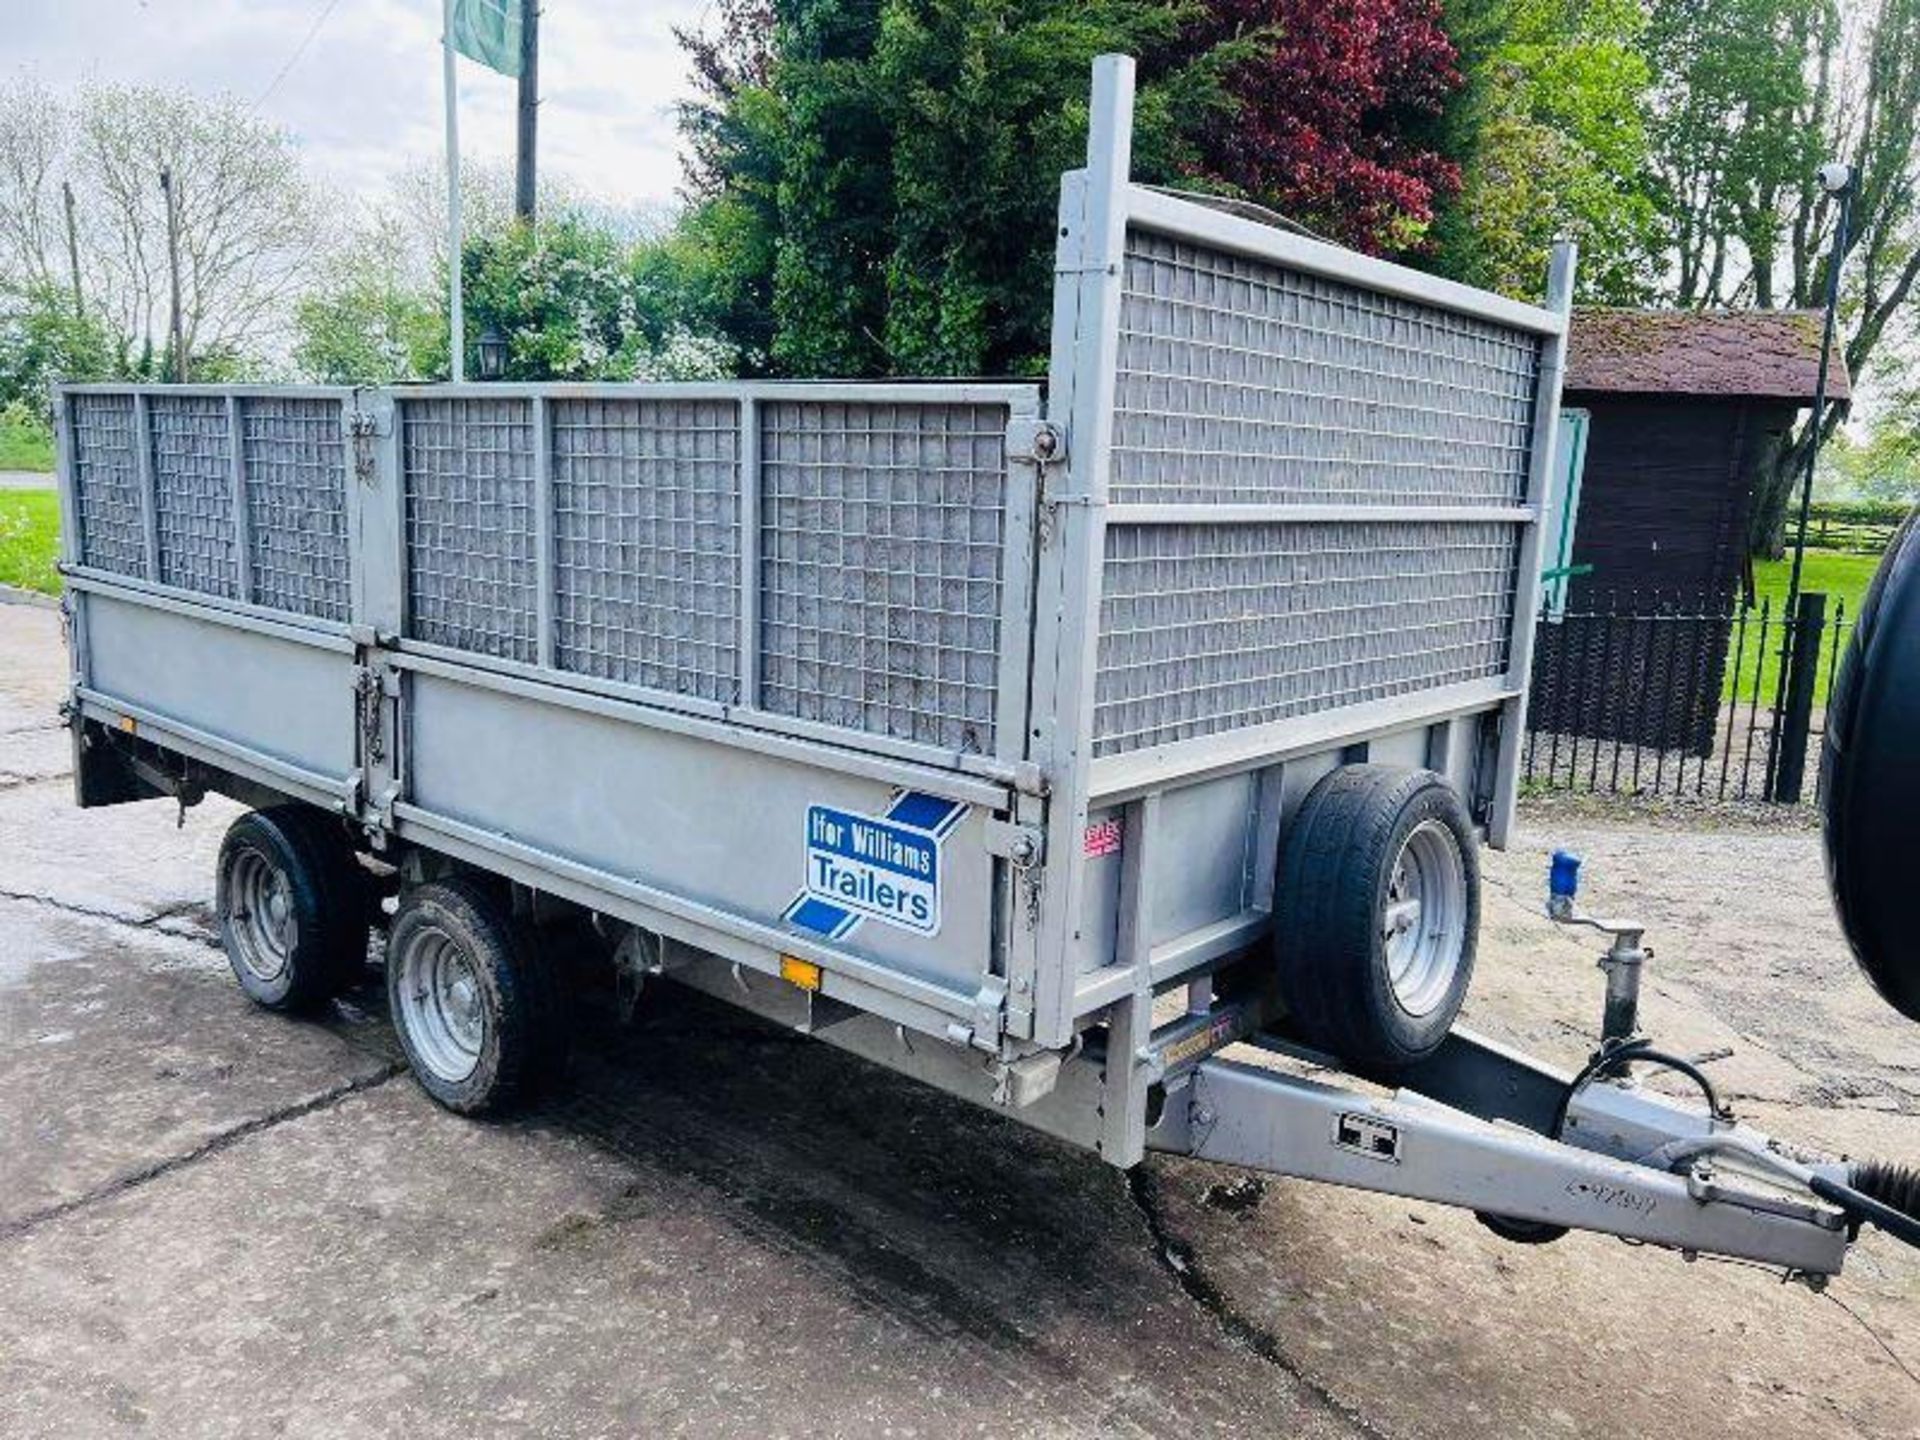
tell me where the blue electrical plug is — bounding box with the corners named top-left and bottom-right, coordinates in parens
top-left (1549, 849), bottom-right (1582, 902)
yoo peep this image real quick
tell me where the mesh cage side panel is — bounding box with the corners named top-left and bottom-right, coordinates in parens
top-left (70, 394), bottom-right (146, 578)
top-left (403, 397), bottom-right (538, 661)
top-left (149, 395), bottom-right (239, 599)
top-left (1114, 231), bottom-right (1542, 506)
top-left (1093, 520), bottom-right (1519, 757)
top-left (759, 400), bottom-right (1008, 753)
top-left (241, 397), bottom-right (350, 621)
top-left (551, 398), bottom-right (741, 700)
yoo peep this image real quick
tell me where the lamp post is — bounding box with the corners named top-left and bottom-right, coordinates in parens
top-left (477, 325), bottom-right (507, 382)
top-left (1766, 160), bottom-right (1853, 801)
top-left (1784, 161), bottom-right (1855, 611)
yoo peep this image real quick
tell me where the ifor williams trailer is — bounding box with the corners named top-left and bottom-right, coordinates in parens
top-left (53, 57), bottom-right (1920, 1283)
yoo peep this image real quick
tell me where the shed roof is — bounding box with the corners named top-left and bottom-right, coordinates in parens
top-left (1565, 308), bottom-right (1851, 402)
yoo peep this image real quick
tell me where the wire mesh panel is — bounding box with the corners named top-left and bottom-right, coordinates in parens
top-left (1113, 230), bottom-right (1542, 506)
top-left (1093, 520), bottom-right (1519, 756)
top-left (69, 393), bottom-right (147, 578)
top-left (149, 394), bottom-right (240, 599)
top-left (759, 401), bottom-right (1009, 754)
top-left (551, 398), bottom-right (741, 700)
top-left (403, 397), bottom-right (538, 662)
top-left (240, 396), bottom-right (350, 622)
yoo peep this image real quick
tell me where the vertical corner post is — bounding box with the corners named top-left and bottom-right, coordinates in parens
top-left (1489, 240), bottom-right (1577, 849)
top-left (1099, 790), bottom-right (1159, 1168)
top-left (348, 389), bottom-right (406, 643)
top-left (132, 390), bottom-right (160, 585)
top-left (737, 394), bottom-right (761, 710)
top-left (51, 390), bottom-right (81, 569)
top-left (531, 394), bottom-right (554, 670)
top-left (1028, 55), bottom-right (1137, 1047)
top-left (993, 391), bottom-right (1043, 765)
top-left (51, 390), bottom-right (89, 692)
top-left (226, 394), bottom-right (253, 605)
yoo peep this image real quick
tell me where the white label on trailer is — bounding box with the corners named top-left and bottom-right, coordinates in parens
top-left (784, 791), bottom-right (967, 941)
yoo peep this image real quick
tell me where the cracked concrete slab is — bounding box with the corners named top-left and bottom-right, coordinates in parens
top-left (0, 899), bottom-right (397, 1229)
top-left (0, 776), bottom-right (242, 929)
top-left (0, 977), bottom-right (1361, 1439)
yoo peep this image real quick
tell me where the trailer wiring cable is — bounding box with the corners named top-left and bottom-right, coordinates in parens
top-left (1549, 1036), bottom-right (1729, 1141)
top-left (1690, 1252), bottom-right (1920, 1393)
top-left (1568, 1046), bottom-right (1920, 1255)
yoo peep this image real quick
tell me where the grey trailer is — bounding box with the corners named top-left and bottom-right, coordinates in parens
top-left (52, 57), bottom-right (1920, 1283)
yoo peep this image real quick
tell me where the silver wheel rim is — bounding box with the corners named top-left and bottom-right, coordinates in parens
top-left (227, 848), bottom-right (295, 983)
top-left (1383, 820), bottom-right (1468, 1017)
top-left (394, 924), bottom-right (486, 1083)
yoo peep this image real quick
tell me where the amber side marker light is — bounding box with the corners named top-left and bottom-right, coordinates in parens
top-left (779, 954), bottom-right (823, 992)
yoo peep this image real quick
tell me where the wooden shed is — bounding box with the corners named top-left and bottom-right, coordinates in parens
top-left (1558, 308), bottom-right (1850, 608)
top-left (1529, 309), bottom-right (1850, 756)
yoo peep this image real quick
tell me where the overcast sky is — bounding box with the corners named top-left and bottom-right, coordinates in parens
top-left (6, 0), bottom-right (711, 212)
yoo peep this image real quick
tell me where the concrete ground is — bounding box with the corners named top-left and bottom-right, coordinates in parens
top-left (1, 602), bottom-right (1915, 1438)
top-left (0, 471), bottom-right (52, 490)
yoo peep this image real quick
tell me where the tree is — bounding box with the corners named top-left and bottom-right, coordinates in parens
top-left (460, 213), bottom-right (737, 382)
top-left (1640, 0), bottom-right (1920, 554)
top-left (0, 280), bottom-right (121, 410)
top-left (292, 215), bottom-right (446, 385)
top-left (0, 77), bottom-right (324, 372)
top-left (1177, 0), bottom-right (1463, 255)
top-left (1428, 0), bottom-right (1654, 302)
top-left (679, 0), bottom-right (1467, 377)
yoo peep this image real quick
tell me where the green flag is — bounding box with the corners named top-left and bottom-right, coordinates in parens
top-left (450, 0), bottom-right (521, 78)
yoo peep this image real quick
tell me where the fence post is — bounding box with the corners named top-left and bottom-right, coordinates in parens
top-left (1769, 590), bottom-right (1827, 803)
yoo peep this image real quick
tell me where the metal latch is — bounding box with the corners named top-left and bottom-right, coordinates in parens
top-left (983, 818), bottom-right (1044, 868)
top-left (353, 664), bottom-right (386, 765)
top-left (1006, 418), bottom-right (1067, 466)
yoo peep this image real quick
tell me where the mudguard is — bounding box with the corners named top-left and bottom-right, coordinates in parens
top-left (1821, 508), bottom-right (1920, 1019)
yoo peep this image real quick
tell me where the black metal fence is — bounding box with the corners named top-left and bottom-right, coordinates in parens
top-left (1524, 590), bottom-right (1853, 805)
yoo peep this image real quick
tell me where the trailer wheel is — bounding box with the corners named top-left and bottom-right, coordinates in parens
top-left (216, 806), bottom-right (369, 1012)
top-left (1274, 766), bottom-right (1479, 1069)
top-left (386, 879), bottom-right (565, 1115)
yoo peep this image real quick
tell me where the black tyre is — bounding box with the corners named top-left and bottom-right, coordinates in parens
top-left (1273, 765), bottom-right (1480, 1068)
top-left (216, 806), bottom-right (370, 1012)
top-left (1822, 507), bottom-right (1920, 1019)
top-left (386, 878), bottom-right (567, 1115)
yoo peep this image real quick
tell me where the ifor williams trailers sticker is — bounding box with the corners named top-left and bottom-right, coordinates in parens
top-left (784, 791), bottom-right (967, 941)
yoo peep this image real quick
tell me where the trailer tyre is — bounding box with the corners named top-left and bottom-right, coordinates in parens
top-left (216, 806), bottom-right (370, 1012)
top-left (387, 879), bottom-right (566, 1115)
top-left (1274, 766), bottom-right (1479, 1069)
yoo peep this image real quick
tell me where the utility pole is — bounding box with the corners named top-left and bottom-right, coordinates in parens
top-left (514, 0), bottom-right (539, 222)
top-left (159, 168), bottom-right (187, 383)
top-left (61, 181), bottom-right (84, 319)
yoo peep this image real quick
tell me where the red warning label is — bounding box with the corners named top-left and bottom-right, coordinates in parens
top-left (1083, 817), bottom-right (1124, 858)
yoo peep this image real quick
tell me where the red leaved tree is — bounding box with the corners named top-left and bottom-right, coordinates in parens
top-left (1180, 0), bottom-right (1463, 254)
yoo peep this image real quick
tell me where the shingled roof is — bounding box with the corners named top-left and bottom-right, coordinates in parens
top-left (1565, 308), bottom-right (1851, 402)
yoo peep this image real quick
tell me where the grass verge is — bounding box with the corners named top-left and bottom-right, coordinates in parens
top-left (0, 489), bottom-right (60, 595)
top-left (1724, 548), bottom-right (1882, 706)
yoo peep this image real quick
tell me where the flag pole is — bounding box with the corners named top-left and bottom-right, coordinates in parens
top-left (443, 0), bottom-right (465, 381)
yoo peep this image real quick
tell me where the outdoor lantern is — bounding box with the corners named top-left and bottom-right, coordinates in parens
top-left (477, 325), bottom-right (507, 381)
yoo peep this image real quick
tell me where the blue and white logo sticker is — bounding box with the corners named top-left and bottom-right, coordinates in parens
top-left (784, 791), bottom-right (967, 940)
